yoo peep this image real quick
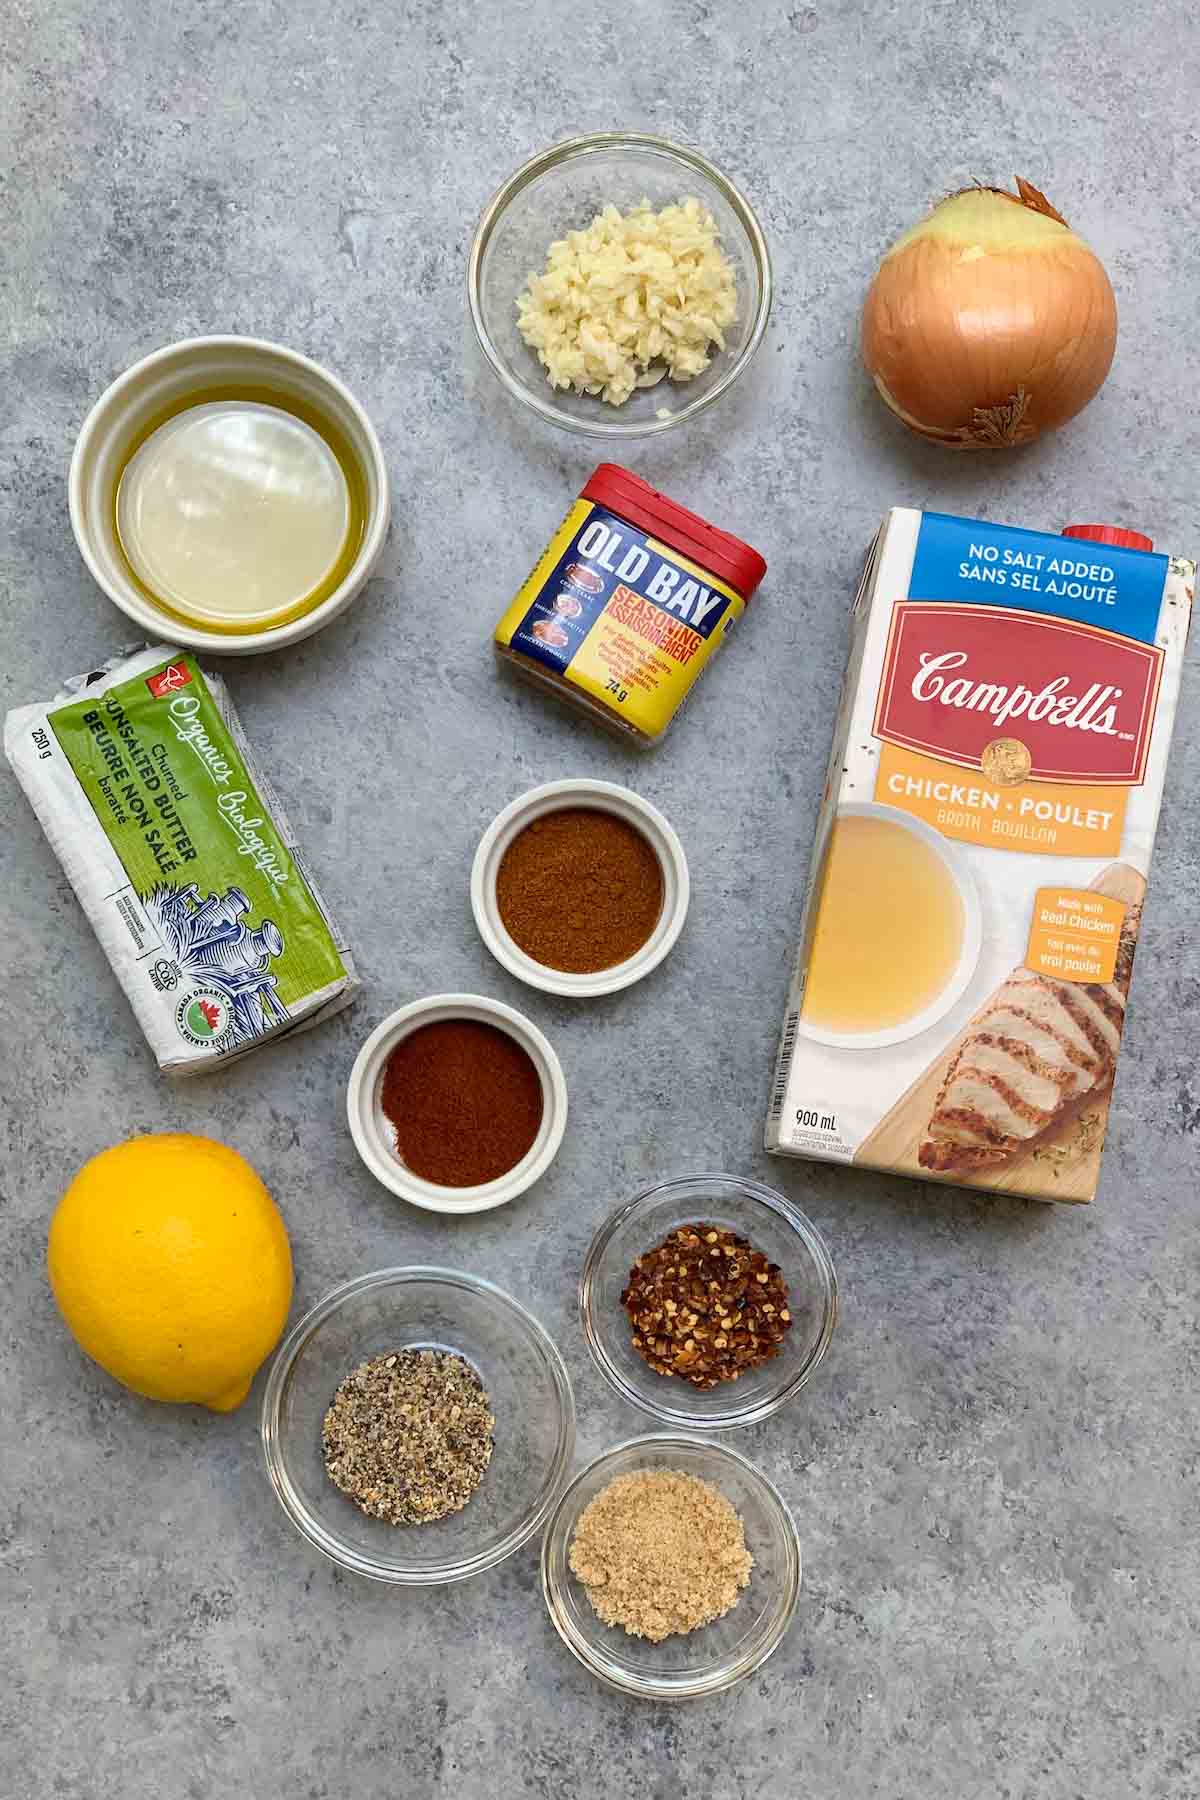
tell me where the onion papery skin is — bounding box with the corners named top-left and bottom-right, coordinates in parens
top-left (862, 186), bottom-right (1117, 450)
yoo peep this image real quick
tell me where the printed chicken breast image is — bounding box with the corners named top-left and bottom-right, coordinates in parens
top-left (918, 898), bottom-right (1141, 1174)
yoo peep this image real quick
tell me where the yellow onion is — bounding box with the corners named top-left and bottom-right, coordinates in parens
top-left (862, 180), bottom-right (1117, 449)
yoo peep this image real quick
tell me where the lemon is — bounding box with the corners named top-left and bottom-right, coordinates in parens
top-left (48, 1133), bottom-right (293, 1412)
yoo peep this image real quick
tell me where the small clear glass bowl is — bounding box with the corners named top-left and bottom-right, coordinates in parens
top-left (468, 132), bottom-right (772, 438)
top-left (261, 1268), bottom-right (575, 1585)
top-left (541, 1433), bottom-right (801, 1700)
top-left (580, 1174), bottom-right (837, 1429)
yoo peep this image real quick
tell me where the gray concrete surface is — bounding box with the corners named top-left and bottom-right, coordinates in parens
top-left (3, 2), bottom-right (1199, 1796)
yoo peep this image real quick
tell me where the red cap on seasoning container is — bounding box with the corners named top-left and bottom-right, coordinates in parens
top-left (1063, 523), bottom-right (1155, 551)
top-left (583, 464), bottom-right (767, 600)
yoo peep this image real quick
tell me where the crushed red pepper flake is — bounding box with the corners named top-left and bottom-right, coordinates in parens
top-left (620, 1222), bottom-right (792, 1388)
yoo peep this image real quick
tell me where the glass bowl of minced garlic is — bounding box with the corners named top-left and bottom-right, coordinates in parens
top-left (469, 132), bottom-right (772, 438)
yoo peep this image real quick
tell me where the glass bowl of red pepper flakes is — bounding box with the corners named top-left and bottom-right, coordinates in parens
top-left (579, 1174), bottom-right (838, 1430)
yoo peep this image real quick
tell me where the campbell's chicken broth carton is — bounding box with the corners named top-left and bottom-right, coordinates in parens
top-left (766, 510), bottom-right (1193, 1202)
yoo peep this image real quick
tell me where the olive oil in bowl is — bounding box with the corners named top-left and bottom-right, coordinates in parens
top-left (114, 386), bottom-right (369, 634)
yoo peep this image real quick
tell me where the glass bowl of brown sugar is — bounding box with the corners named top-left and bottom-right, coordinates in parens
top-left (541, 1433), bottom-right (801, 1699)
top-left (580, 1174), bottom-right (838, 1430)
top-left (262, 1267), bottom-right (576, 1584)
top-left (471, 779), bottom-right (690, 998)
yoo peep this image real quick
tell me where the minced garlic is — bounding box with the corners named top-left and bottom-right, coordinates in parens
top-left (516, 197), bottom-right (738, 407)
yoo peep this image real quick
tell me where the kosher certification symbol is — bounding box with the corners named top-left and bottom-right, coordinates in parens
top-left (175, 987), bottom-right (234, 1048)
top-left (149, 957), bottom-right (181, 992)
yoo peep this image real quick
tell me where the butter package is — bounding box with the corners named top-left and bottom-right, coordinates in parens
top-left (766, 511), bottom-right (1193, 1202)
top-left (5, 645), bottom-right (358, 1074)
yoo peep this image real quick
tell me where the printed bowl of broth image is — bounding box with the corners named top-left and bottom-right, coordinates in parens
top-left (262, 1268), bottom-right (575, 1585)
top-left (471, 778), bottom-right (690, 998)
top-left (541, 1433), bottom-right (801, 1699)
top-left (346, 993), bottom-right (568, 1213)
top-left (796, 801), bottom-right (982, 1050)
top-left (69, 336), bottom-right (389, 655)
top-left (580, 1174), bottom-right (838, 1431)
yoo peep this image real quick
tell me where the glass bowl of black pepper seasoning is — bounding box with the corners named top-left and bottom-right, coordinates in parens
top-left (580, 1174), bottom-right (838, 1430)
top-left (261, 1268), bottom-right (575, 1585)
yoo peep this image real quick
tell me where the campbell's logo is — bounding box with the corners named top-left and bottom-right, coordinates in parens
top-left (146, 661), bottom-right (192, 698)
top-left (875, 603), bottom-right (1163, 785)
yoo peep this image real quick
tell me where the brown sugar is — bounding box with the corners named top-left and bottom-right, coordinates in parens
top-left (495, 806), bottom-right (664, 973)
top-left (568, 1468), bottom-right (753, 1641)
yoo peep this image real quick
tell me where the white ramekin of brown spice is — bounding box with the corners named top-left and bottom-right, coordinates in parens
top-left (470, 778), bottom-right (689, 998)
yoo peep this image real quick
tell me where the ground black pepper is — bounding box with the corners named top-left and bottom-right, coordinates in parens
top-left (322, 1349), bottom-right (494, 1525)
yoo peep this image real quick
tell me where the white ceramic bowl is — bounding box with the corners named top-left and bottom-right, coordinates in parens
top-left (795, 801), bottom-right (982, 1050)
top-left (346, 993), bottom-right (568, 1213)
top-left (471, 779), bottom-right (690, 998)
top-left (69, 335), bottom-right (390, 655)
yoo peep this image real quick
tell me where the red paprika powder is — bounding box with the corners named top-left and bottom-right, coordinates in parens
top-left (380, 1019), bottom-right (543, 1187)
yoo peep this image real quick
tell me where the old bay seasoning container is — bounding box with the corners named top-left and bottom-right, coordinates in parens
top-left (495, 465), bottom-right (766, 744)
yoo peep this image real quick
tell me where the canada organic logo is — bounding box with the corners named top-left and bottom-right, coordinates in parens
top-left (175, 987), bottom-right (232, 1048)
top-left (875, 603), bottom-right (1164, 785)
top-left (146, 661), bottom-right (192, 699)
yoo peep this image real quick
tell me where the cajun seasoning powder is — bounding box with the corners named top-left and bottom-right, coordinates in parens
top-left (494, 465), bottom-right (766, 744)
top-left (495, 806), bottom-right (664, 973)
top-left (380, 1019), bottom-right (543, 1187)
